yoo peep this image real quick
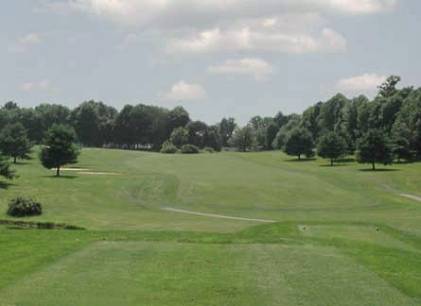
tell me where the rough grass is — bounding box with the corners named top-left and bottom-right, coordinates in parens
top-left (1, 149), bottom-right (421, 305)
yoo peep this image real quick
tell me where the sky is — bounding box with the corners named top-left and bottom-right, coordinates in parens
top-left (1, 0), bottom-right (420, 124)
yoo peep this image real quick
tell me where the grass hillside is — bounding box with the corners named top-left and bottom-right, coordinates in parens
top-left (1, 149), bottom-right (421, 305)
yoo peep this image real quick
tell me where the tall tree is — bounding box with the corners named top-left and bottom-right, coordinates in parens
top-left (283, 128), bottom-right (314, 160)
top-left (0, 123), bottom-right (32, 163)
top-left (229, 126), bottom-right (257, 152)
top-left (317, 132), bottom-right (348, 166)
top-left (378, 75), bottom-right (401, 98)
top-left (218, 118), bottom-right (236, 147)
top-left (40, 124), bottom-right (80, 177)
top-left (357, 129), bottom-right (393, 170)
top-left (169, 127), bottom-right (189, 148)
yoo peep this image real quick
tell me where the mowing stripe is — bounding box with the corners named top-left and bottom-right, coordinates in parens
top-left (162, 207), bottom-right (276, 223)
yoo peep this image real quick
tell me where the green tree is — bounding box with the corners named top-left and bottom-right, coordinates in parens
top-left (378, 75), bottom-right (401, 98)
top-left (357, 129), bottom-right (393, 170)
top-left (169, 127), bottom-right (189, 148)
top-left (283, 128), bottom-right (314, 160)
top-left (265, 123), bottom-right (279, 150)
top-left (229, 126), bottom-right (257, 152)
top-left (0, 123), bottom-right (32, 163)
top-left (317, 132), bottom-right (348, 166)
top-left (218, 118), bottom-right (236, 147)
top-left (40, 125), bottom-right (80, 177)
top-left (0, 155), bottom-right (15, 180)
top-left (391, 121), bottom-right (413, 162)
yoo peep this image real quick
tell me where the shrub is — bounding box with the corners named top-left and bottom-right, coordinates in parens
top-left (180, 144), bottom-right (200, 154)
top-left (203, 147), bottom-right (215, 153)
top-left (160, 140), bottom-right (178, 154)
top-left (7, 197), bottom-right (42, 217)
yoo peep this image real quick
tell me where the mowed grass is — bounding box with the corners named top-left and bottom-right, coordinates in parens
top-left (1, 148), bottom-right (421, 305)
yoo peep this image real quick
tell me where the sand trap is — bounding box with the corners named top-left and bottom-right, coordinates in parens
top-left (78, 172), bottom-right (121, 176)
top-left (400, 193), bottom-right (421, 202)
top-left (162, 207), bottom-right (275, 223)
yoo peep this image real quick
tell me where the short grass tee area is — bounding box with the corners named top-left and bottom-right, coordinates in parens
top-left (1, 149), bottom-right (421, 305)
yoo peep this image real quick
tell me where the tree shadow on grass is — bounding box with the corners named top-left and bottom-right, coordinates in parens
top-left (319, 164), bottom-right (349, 167)
top-left (337, 157), bottom-right (356, 163)
top-left (42, 175), bottom-right (78, 179)
top-left (358, 168), bottom-right (400, 172)
top-left (285, 158), bottom-right (316, 162)
top-left (0, 181), bottom-right (15, 189)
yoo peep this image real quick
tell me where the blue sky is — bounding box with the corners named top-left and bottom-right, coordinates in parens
top-left (1, 0), bottom-right (420, 124)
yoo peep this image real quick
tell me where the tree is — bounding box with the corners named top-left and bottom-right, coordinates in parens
top-left (169, 127), bottom-right (189, 148)
top-left (186, 121), bottom-right (208, 148)
top-left (265, 123), bottom-right (279, 150)
top-left (391, 121), bottom-right (413, 162)
top-left (70, 100), bottom-right (117, 147)
top-left (283, 128), bottom-right (314, 160)
top-left (0, 123), bottom-right (32, 163)
top-left (0, 155), bottom-right (15, 180)
top-left (357, 129), bottom-right (393, 170)
top-left (378, 75), bottom-right (401, 98)
top-left (272, 114), bottom-right (301, 149)
top-left (317, 132), bottom-right (348, 166)
top-left (229, 126), bottom-right (257, 152)
top-left (40, 125), bottom-right (80, 177)
top-left (218, 118), bottom-right (236, 147)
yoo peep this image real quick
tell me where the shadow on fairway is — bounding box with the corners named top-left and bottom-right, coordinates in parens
top-left (285, 158), bottom-right (316, 162)
top-left (319, 164), bottom-right (349, 167)
top-left (0, 181), bottom-right (15, 189)
top-left (358, 168), bottom-right (400, 172)
top-left (42, 175), bottom-right (78, 179)
top-left (337, 158), bottom-right (355, 163)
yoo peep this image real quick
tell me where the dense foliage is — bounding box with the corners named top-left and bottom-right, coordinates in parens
top-left (1, 75), bottom-right (421, 164)
top-left (0, 154), bottom-right (15, 180)
top-left (0, 123), bottom-right (32, 163)
top-left (40, 124), bottom-right (80, 176)
top-left (317, 132), bottom-right (348, 166)
top-left (7, 197), bottom-right (42, 217)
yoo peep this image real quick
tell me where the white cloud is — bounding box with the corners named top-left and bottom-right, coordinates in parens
top-left (208, 58), bottom-right (274, 80)
top-left (168, 27), bottom-right (346, 54)
top-left (19, 33), bottom-right (42, 45)
top-left (336, 73), bottom-right (387, 94)
top-left (48, 0), bottom-right (396, 55)
top-left (20, 79), bottom-right (51, 92)
top-left (163, 81), bottom-right (207, 101)
top-left (9, 33), bottom-right (42, 53)
top-left (63, 0), bottom-right (397, 27)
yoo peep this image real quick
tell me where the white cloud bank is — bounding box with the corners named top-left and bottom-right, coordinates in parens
top-left (336, 73), bottom-right (387, 94)
top-left (47, 0), bottom-right (397, 55)
top-left (65, 0), bottom-right (397, 27)
top-left (9, 33), bottom-right (42, 53)
top-left (169, 27), bottom-right (346, 54)
top-left (20, 79), bottom-right (51, 92)
top-left (208, 58), bottom-right (273, 80)
top-left (163, 81), bottom-right (207, 101)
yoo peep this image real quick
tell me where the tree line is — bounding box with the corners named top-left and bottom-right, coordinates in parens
top-left (1, 75), bottom-right (421, 175)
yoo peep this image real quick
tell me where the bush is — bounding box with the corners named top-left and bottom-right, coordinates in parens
top-left (7, 197), bottom-right (42, 217)
top-left (203, 147), bottom-right (215, 153)
top-left (160, 140), bottom-right (178, 154)
top-left (180, 144), bottom-right (200, 154)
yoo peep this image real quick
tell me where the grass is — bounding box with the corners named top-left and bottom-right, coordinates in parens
top-left (1, 148), bottom-right (421, 305)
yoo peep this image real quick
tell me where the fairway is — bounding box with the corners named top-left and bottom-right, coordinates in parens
top-left (1, 149), bottom-right (421, 305)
